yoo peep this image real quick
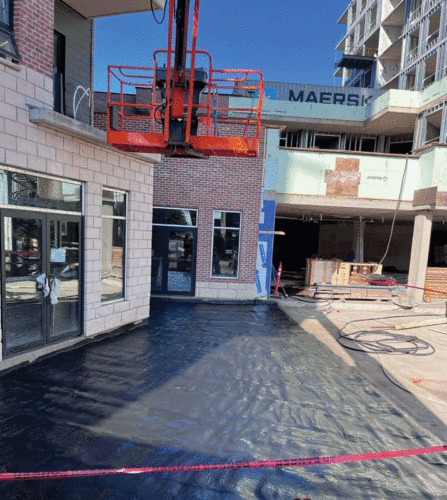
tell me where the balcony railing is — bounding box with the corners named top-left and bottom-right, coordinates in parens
top-left (427, 0), bottom-right (442, 12)
top-left (426, 29), bottom-right (439, 50)
top-left (423, 72), bottom-right (436, 89)
top-left (408, 4), bottom-right (422, 25)
top-left (407, 46), bottom-right (418, 62)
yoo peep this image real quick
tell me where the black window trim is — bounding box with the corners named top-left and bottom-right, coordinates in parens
top-left (0, 0), bottom-right (21, 62)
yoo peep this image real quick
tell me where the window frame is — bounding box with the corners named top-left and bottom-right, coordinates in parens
top-left (0, 0), bottom-right (21, 62)
top-left (101, 188), bottom-right (127, 303)
top-left (211, 210), bottom-right (241, 280)
top-left (152, 206), bottom-right (198, 227)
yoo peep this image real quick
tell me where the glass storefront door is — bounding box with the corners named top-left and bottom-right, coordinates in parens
top-left (3, 214), bottom-right (45, 351)
top-left (49, 218), bottom-right (81, 338)
top-left (1, 211), bottom-right (82, 355)
top-left (151, 227), bottom-right (196, 295)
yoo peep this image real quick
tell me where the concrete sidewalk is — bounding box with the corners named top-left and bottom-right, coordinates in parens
top-left (276, 297), bottom-right (447, 428)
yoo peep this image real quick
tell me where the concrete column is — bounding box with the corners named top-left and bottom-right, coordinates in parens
top-left (407, 210), bottom-right (433, 302)
top-left (353, 220), bottom-right (365, 262)
top-left (439, 102), bottom-right (447, 143)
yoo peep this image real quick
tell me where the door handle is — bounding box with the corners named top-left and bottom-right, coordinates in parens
top-left (35, 273), bottom-right (50, 296)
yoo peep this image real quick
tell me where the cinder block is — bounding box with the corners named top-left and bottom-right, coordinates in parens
top-left (113, 301), bottom-right (131, 313)
top-left (121, 308), bottom-right (137, 324)
top-left (6, 150), bottom-right (27, 168)
top-left (85, 317), bottom-right (106, 336)
top-left (104, 313), bottom-right (123, 331)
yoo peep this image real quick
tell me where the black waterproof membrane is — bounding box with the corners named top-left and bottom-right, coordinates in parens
top-left (0, 300), bottom-right (446, 499)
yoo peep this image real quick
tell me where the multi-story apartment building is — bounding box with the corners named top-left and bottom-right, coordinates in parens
top-left (0, 0), bottom-right (164, 372)
top-left (335, 0), bottom-right (447, 92)
top-left (252, 75), bottom-right (447, 302)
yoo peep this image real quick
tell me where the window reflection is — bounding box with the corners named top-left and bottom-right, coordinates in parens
top-left (212, 211), bottom-right (240, 278)
top-left (153, 208), bottom-right (197, 226)
top-left (0, 169), bottom-right (81, 212)
top-left (101, 190), bottom-right (126, 301)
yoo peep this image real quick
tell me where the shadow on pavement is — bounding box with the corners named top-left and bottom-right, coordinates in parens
top-left (0, 298), bottom-right (446, 499)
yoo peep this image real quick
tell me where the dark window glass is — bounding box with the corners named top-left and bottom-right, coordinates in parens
top-left (213, 211), bottom-right (240, 228)
top-left (389, 142), bottom-right (413, 154)
top-left (101, 218), bottom-right (125, 302)
top-left (0, 0), bottom-right (11, 28)
top-left (360, 137), bottom-right (376, 152)
top-left (212, 229), bottom-right (239, 278)
top-left (314, 134), bottom-right (340, 150)
top-left (153, 208), bottom-right (197, 226)
top-left (102, 189), bottom-right (126, 217)
top-left (53, 31), bottom-right (66, 114)
top-left (0, 1), bottom-right (21, 61)
top-left (0, 169), bottom-right (81, 212)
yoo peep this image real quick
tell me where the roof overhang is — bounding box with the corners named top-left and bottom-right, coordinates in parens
top-left (63, 0), bottom-right (165, 19)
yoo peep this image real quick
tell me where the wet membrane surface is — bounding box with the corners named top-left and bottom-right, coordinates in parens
top-left (0, 299), bottom-right (446, 499)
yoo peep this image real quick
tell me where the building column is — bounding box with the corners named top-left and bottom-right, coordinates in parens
top-left (407, 210), bottom-right (433, 302)
top-left (353, 219), bottom-right (365, 262)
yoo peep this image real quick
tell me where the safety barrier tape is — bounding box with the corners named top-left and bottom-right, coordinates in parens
top-left (1, 445), bottom-right (446, 481)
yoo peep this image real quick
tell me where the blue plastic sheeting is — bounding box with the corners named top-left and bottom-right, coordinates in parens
top-left (0, 299), bottom-right (446, 499)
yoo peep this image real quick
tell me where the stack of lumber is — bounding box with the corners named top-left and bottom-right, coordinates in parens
top-left (424, 268), bottom-right (447, 302)
top-left (298, 285), bottom-right (394, 301)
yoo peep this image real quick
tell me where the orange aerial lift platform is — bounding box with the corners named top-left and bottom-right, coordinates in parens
top-left (107, 0), bottom-right (263, 159)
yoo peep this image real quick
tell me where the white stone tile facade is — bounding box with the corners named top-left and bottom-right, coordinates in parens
top-left (0, 60), bottom-right (155, 370)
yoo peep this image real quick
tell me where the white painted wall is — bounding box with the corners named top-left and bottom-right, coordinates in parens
top-left (266, 141), bottom-right (419, 201)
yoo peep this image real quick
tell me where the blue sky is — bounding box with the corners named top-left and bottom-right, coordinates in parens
top-left (94, 0), bottom-right (348, 92)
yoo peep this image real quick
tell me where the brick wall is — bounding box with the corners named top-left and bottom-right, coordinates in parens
top-left (93, 96), bottom-right (265, 299)
top-left (14, 0), bottom-right (54, 77)
top-left (154, 128), bottom-right (265, 299)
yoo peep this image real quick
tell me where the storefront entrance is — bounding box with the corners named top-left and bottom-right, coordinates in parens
top-left (151, 207), bottom-right (198, 296)
top-left (1, 211), bottom-right (82, 355)
top-left (151, 227), bottom-right (197, 295)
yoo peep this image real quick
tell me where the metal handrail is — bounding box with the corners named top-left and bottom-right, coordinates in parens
top-left (407, 46), bottom-right (418, 61)
top-left (408, 4), bottom-right (422, 24)
top-left (422, 72), bottom-right (436, 89)
top-left (107, 60), bottom-right (263, 142)
top-left (426, 28), bottom-right (439, 49)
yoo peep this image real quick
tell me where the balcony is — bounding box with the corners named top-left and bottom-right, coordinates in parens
top-left (62, 0), bottom-right (165, 19)
top-left (426, 29), bottom-right (439, 51)
top-left (336, 47), bottom-right (376, 70)
top-left (381, 0), bottom-right (405, 27)
top-left (407, 45), bottom-right (419, 63)
top-left (423, 72), bottom-right (436, 89)
top-left (408, 5), bottom-right (422, 26)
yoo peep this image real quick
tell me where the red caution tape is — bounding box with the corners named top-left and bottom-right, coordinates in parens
top-left (1, 445), bottom-right (446, 481)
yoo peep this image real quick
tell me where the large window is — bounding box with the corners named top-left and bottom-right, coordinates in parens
top-left (0, 0), bottom-right (21, 61)
top-left (101, 189), bottom-right (126, 302)
top-left (212, 211), bottom-right (240, 278)
top-left (0, 168), bottom-right (82, 211)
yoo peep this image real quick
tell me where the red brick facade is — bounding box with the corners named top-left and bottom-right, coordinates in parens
top-left (14, 0), bottom-right (54, 77)
top-left (94, 102), bottom-right (265, 295)
top-left (153, 133), bottom-right (264, 286)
